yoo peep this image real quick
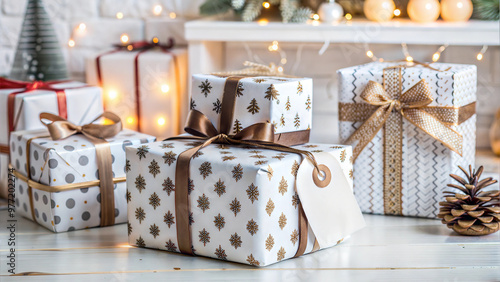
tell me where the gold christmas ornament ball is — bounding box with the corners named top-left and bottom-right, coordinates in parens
top-left (441, 0), bottom-right (473, 22)
top-left (363, 0), bottom-right (396, 22)
top-left (407, 0), bottom-right (440, 23)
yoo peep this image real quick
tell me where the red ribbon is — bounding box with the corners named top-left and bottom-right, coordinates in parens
top-left (95, 38), bottom-right (178, 132)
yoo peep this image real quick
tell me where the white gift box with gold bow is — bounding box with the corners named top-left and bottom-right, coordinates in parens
top-left (337, 62), bottom-right (477, 218)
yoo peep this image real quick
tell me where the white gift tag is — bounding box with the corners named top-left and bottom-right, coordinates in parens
top-left (296, 152), bottom-right (365, 248)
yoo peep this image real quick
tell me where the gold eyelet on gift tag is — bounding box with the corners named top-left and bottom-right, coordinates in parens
top-left (312, 164), bottom-right (331, 188)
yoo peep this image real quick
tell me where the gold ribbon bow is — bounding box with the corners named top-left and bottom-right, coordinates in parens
top-left (347, 79), bottom-right (464, 161)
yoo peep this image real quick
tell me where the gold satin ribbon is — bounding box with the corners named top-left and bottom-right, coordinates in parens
top-left (36, 112), bottom-right (123, 227)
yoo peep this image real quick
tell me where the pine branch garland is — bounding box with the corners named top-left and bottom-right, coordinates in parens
top-left (472, 0), bottom-right (499, 20)
top-left (200, 0), bottom-right (233, 15)
top-left (291, 6), bottom-right (313, 23)
top-left (232, 0), bottom-right (246, 10)
top-left (242, 0), bottom-right (262, 22)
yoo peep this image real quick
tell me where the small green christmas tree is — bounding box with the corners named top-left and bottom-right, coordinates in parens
top-left (9, 0), bottom-right (68, 81)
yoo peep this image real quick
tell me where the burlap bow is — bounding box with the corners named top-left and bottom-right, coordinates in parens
top-left (346, 79), bottom-right (464, 161)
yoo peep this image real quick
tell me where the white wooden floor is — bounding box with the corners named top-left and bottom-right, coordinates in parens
top-left (1, 211), bottom-right (499, 281)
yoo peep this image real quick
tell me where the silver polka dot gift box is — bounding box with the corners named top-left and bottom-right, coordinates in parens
top-left (337, 62), bottom-right (477, 218)
top-left (126, 140), bottom-right (365, 266)
top-left (10, 128), bottom-right (156, 232)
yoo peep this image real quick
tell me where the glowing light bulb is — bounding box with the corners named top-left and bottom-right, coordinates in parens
top-left (157, 117), bottom-right (166, 126)
top-left (127, 45), bottom-right (133, 51)
top-left (169, 12), bottom-right (176, 19)
top-left (78, 23), bottom-right (86, 31)
top-left (263, 2), bottom-right (270, 8)
top-left (281, 58), bottom-right (287, 64)
top-left (116, 12), bottom-right (123, 19)
top-left (161, 84), bottom-right (170, 93)
top-left (108, 90), bottom-right (118, 100)
top-left (68, 39), bottom-right (75, 47)
top-left (277, 66), bottom-right (284, 73)
top-left (126, 117), bottom-right (134, 124)
top-left (345, 13), bottom-right (352, 20)
top-left (457, 2), bottom-right (463, 8)
top-left (393, 9), bottom-right (401, 16)
top-left (152, 37), bottom-right (159, 44)
top-left (258, 19), bottom-right (269, 25)
top-left (425, 3), bottom-right (432, 9)
top-left (120, 34), bottom-right (129, 44)
top-left (153, 4), bottom-right (162, 15)
top-left (366, 50), bottom-right (374, 58)
top-left (477, 53), bottom-right (483, 60)
top-left (432, 52), bottom-right (440, 62)
top-left (312, 14), bottom-right (320, 20)
top-left (406, 56), bottom-right (414, 62)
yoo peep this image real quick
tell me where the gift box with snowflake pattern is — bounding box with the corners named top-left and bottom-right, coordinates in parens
top-left (191, 75), bottom-right (312, 145)
top-left (126, 140), bottom-right (354, 266)
top-left (10, 129), bottom-right (156, 232)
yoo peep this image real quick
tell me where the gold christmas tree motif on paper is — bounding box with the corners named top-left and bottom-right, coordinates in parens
top-left (136, 236), bottom-right (146, 247)
top-left (265, 234), bottom-right (275, 251)
top-left (229, 233), bottom-right (242, 249)
top-left (197, 194), bottom-right (210, 213)
top-left (126, 191), bottom-right (131, 203)
top-left (265, 84), bottom-right (280, 104)
top-left (246, 254), bottom-right (260, 266)
top-left (199, 162), bottom-right (213, 179)
top-left (192, 150), bottom-right (204, 159)
top-left (164, 211), bottom-right (175, 228)
top-left (249, 150), bottom-right (262, 154)
top-left (291, 160), bottom-right (299, 177)
top-left (311, 150), bottom-right (323, 153)
top-left (272, 121), bottom-right (278, 132)
top-left (149, 224), bottom-right (160, 238)
top-left (247, 183), bottom-right (259, 203)
top-left (280, 114), bottom-right (285, 127)
top-left (165, 239), bottom-right (177, 252)
top-left (135, 174), bottom-right (146, 193)
top-left (230, 198), bottom-right (241, 216)
top-left (233, 119), bottom-right (243, 134)
top-left (349, 169), bottom-right (353, 179)
top-left (294, 113), bottom-right (301, 128)
top-left (290, 229), bottom-right (299, 245)
top-left (285, 96), bottom-right (291, 111)
top-left (237, 82), bottom-right (244, 97)
top-left (163, 151), bottom-right (177, 166)
top-left (305, 95), bottom-right (311, 111)
top-left (253, 78), bottom-right (266, 83)
top-left (247, 219), bottom-right (259, 236)
top-left (247, 98), bottom-right (260, 114)
top-left (267, 165), bottom-right (274, 181)
top-left (279, 177), bottom-right (288, 195)
top-left (199, 228), bottom-right (210, 246)
top-left (136, 145), bottom-right (149, 160)
top-left (255, 160), bottom-right (268, 165)
top-left (297, 81), bottom-right (303, 95)
top-left (214, 245), bottom-right (227, 260)
top-left (250, 154), bottom-right (266, 159)
top-left (149, 192), bottom-right (161, 210)
top-left (128, 222), bottom-right (132, 235)
top-left (162, 177), bottom-right (175, 196)
top-left (188, 178), bottom-right (195, 195)
top-left (340, 150), bottom-right (347, 162)
top-left (272, 154), bottom-right (285, 161)
top-left (279, 213), bottom-right (287, 230)
top-left (190, 98), bottom-right (197, 110)
top-left (135, 207), bottom-right (146, 223)
top-left (222, 155), bottom-right (237, 162)
top-left (199, 79), bottom-right (212, 97)
top-left (214, 213), bottom-right (226, 230)
top-left (232, 164), bottom-right (243, 181)
top-left (161, 142), bottom-right (175, 149)
top-left (292, 194), bottom-right (300, 209)
top-left (266, 198), bottom-right (275, 216)
top-left (277, 247), bottom-right (286, 261)
top-left (148, 159), bottom-right (160, 177)
top-left (304, 144), bottom-right (318, 148)
top-left (329, 145), bottom-right (342, 149)
top-left (125, 159), bottom-right (131, 172)
top-left (213, 98), bottom-right (222, 114)
top-left (214, 179), bottom-right (226, 197)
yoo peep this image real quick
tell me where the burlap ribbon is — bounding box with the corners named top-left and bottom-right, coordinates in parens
top-left (95, 38), bottom-right (180, 132)
top-left (340, 67), bottom-right (476, 215)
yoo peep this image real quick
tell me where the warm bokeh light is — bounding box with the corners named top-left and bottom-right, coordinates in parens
top-left (281, 58), bottom-right (287, 64)
top-left (393, 9), bottom-right (401, 16)
top-left (161, 84), bottom-right (170, 93)
top-left (263, 2), bottom-right (270, 8)
top-left (152, 37), bottom-right (159, 44)
top-left (108, 90), bottom-right (118, 100)
top-left (269, 41), bottom-right (279, 51)
top-left (345, 13), bottom-right (352, 20)
top-left (277, 66), bottom-right (284, 73)
top-left (476, 53), bottom-right (483, 61)
top-left (406, 56), bottom-right (414, 62)
top-left (126, 117), bottom-right (134, 124)
top-left (312, 14), bottom-right (320, 20)
top-left (366, 50), bottom-right (374, 58)
top-left (432, 52), bottom-right (440, 62)
top-left (258, 19), bottom-right (269, 25)
top-left (127, 45), bottom-right (133, 51)
top-left (68, 39), bottom-right (75, 47)
top-left (120, 34), bottom-right (129, 44)
top-left (78, 23), bottom-right (86, 31)
top-left (169, 12), bottom-right (176, 19)
top-left (116, 12), bottom-right (123, 19)
top-left (153, 4), bottom-right (162, 15)
top-left (157, 117), bottom-right (166, 126)
top-left (457, 2), bottom-right (463, 8)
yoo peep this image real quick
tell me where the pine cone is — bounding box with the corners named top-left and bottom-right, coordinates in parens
top-left (438, 166), bottom-right (500, 236)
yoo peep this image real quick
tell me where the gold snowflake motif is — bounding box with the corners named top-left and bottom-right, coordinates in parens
top-left (214, 213), bottom-right (225, 231)
top-left (311, 150), bottom-right (323, 153)
top-left (197, 194), bottom-right (210, 213)
top-left (199, 79), bottom-right (212, 97)
top-left (126, 191), bottom-right (131, 203)
top-left (232, 164), bottom-right (243, 182)
top-left (330, 145), bottom-right (343, 149)
top-left (148, 159), bottom-right (160, 177)
top-left (163, 151), bottom-right (177, 166)
top-left (255, 160), bottom-right (268, 165)
top-left (128, 222), bottom-right (132, 235)
top-left (246, 219), bottom-right (258, 236)
top-left (248, 150), bottom-right (262, 154)
top-left (237, 82), bottom-right (244, 97)
top-left (246, 183), bottom-right (259, 203)
top-left (189, 212), bottom-right (194, 226)
top-left (214, 179), bottom-right (226, 197)
top-left (229, 233), bottom-right (242, 249)
top-left (250, 154), bottom-right (266, 159)
top-left (278, 177), bottom-right (288, 195)
top-left (291, 160), bottom-right (299, 177)
top-left (265, 234), bottom-right (275, 251)
top-left (229, 198), bottom-right (241, 216)
top-left (125, 159), bottom-right (131, 172)
top-left (214, 245), bottom-right (227, 260)
top-left (272, 155), bottom-right (285, 161)
top-left (253, 78), bottom-right (266, 83)
top-left (264, 84), bottom-right (280, 104)
top-left (135, 174), bottom-right (146, 193)
top-left (193, 150), bottom-right (204, 159)
top-left (297, 81), bottom-right (303, 95)
top-left (267, 165), bottom-right (273, 181)
top-left (188, 178), bottom-right (195, 195)
top-left (165, 239), bottom-right (177, 252)
top-left (199, 228), bottom-right (210, 246)
top-left (349, 169), bottom-right (353, 179)
top-left (186, 141), bottom-right (204, 147)
top-left (190, 98), bottom-right (196, 110)
top-left (135, 207), bottom-right (146, 223)
top-left (304, 144), bottom-right (319, 148)
top-left (199, 161), bottom-right (213, 179)
top-left (246, 254), bottom-right (260, 266)
top-left (292, 193), bottom-right (300, 209)
top-left (213, 98), bottom-right (222, 114)
top-left (290, 229), bottom-right (299, 245)
top-left (266, 198), bottom-right (275, 216)
top-left (149, 192), bottom-right (161, 210)
top-left (136, 145), bottom-right (149, 160)
top-left (222, 155), bottom-right (236, 162)
top-left (162, 177), bottom-right (175, 196)
top-left (279, 213), bottom-right (287, 230)
top-left (277, 247), bottom-right (286, 261)
top-left (161, 142), bottom-right (174, 149)
top-left (340, 150), bottom-right (347, 162)
top-left (149, 224), bottom-right (160, 238)
top-left (136, 236), bottom-right (145, 247)
top-left (164, 210), bottom-right (175, 228)
top-left (220, 150), bottom-right (232, 155)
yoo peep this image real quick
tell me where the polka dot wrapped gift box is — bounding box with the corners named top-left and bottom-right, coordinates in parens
top-left (10, 128), bottom-right (156, 232)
